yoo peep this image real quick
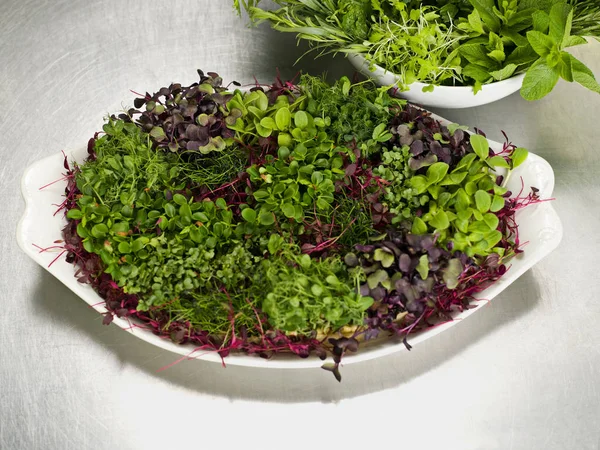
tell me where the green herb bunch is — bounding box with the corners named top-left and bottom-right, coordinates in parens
top-left (235, 0), bottom-right (600, 100)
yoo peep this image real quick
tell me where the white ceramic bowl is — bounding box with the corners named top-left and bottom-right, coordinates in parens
top-left (17, 112), bottom-right (562, 369)
top-left (348, 53), bottom-right (526, 109)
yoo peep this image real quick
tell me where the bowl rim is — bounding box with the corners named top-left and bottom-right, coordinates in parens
top-left (347, 53), bottom-right (527, 92)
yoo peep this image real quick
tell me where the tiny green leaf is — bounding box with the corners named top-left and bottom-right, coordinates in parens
top-left (294, 111), bottom-right (309, 129)
top-left (443, 259), bottom-right (464, 290)
top-left (241, 208), bottom-right (256, 223)
top-left (374, 248), bottom-right (395, 268)
top-left (411, 217), bottom-right (428, 234)
top-left (275, 107), bottom-right (291, 130)
top-left (281, 203), bottom-right (295, 218)
top-left (429, 210), bottom-right (450, 230)
top-left (470, 134), bottom-right (490, 160)
top-left (475, 190), bottom-right (492, 213)
top-left (487, 156), bottom-right (511, 168)
top-left (416, 255), bottom-right (430, 280)
top-left (511, 147), bottom-right (529, 168)
top-left (483, 213), bottom-right (500, 230)
top-left (67, 209), bottom-right (83, 220)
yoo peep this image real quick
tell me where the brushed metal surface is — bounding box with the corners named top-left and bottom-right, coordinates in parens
top-left (2, 1), bottom-right (599, 449)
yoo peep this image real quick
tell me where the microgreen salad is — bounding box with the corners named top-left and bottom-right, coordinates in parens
top-left (235, 0), bottom-right (600, 100)
top-left (59, 71), bottom-right (540, 380)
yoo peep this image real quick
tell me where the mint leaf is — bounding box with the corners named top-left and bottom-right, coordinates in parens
top-left (569, 54), bottom-right (600, 94)
top-left (520, 59), bottom-right (560, 100)
top-left (548, 3), bottom-right (571, 45)
top-left (489, 64), bottom-right (517, 81)
top-left (469, 0), bottom-right (501, 32)
top-left (502, 29), bottom-right (529, 47)
top-left (546, 47), bottom-right (562, 68)
top-left (562, 35), bottom-right (587, 48)
top-left (532, 10), bottom-right (550, 33)
top-left (526, 30), bottom-right (555, 57)
top-left (463, 63), bottom-right (492, 82)
top-left (506, 45), bottom-right (539, 67)
top-left (557, 52), bottom-right (573, 82)
top-left (459, 43), bottom-right (496, 67)
top-left (487, 49), bottom-right (506, 63)
top-left (468, 9), bottom-right (485, 35)
top-left (488, 32), bottom-right (504, 52)
top-left (475, 190), bottom-right (492, 213)
top-left (507, 8), bottom-right (536, 30)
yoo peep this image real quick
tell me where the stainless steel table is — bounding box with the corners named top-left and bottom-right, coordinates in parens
top-left (2, 2), bottom-right (599, 449)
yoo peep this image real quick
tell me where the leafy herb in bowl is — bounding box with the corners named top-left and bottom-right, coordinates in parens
top-left (53, 70), bottom-right (547, 380)
top-left (235, 0), bottom-right (600, 106)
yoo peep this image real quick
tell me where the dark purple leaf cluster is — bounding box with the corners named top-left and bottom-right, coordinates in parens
top-left (390, 105), bottom-right (473, 171)
top-left (116, 70), bottom-right (239, 155)
top-left (345, 230), bottom-right (472, 341)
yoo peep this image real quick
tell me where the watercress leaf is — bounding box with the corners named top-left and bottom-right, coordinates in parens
top-left (118, 242), bottom-right (131, 254)
top-left (475, 190), bottom-right (492, 213)
top-left (487, 155), bottom-right (511, 168)
top-left (569, 54), bottom-right (600, 94)
top-left (520, 59), bottom-right (560, 100)
top-left (275, 107), bottom-right (291, 130)
top-left (255, 120), bottom-right (272, 138)
top-left (489, 63), bottom-right (517, 81)
top-left (511, 147), bottom-right (529, 168)
top-left (294, 111), bottom-right (309, 129)
top-left (490, 195), bottom-right (505, 212)
top-left (256, 90), bottom-right (269, 111)
top-left (526, 30), bottom-right (555, 57)
top-left (241, 207), bottom-right (256, 223)
top-left (91, 223), bottom-right (108, 239)
top-left (548, 2), bottom-right (571, 45)
top-left (281, 203), bottom-right (295, 218)
top-left (67, 209), bottom-right (83, 220)
top-left (260, 117), bottom-right (276, 130)
top-left (173, 193), bottom-right (187, 206)
top-left (470, 134), bottom-right (490, 160)
top-left (253, 190), bottom-right (270, 201)
top-left (411, 217), bottom-right (428, 234)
